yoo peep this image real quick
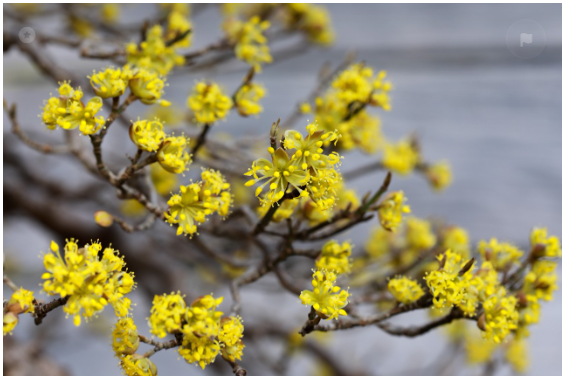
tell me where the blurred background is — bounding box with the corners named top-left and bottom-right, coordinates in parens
top-left (3, 3), bottom-right (562, 376)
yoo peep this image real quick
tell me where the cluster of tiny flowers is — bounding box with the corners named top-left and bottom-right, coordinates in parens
top-left (41, 81), bottom-right (105, 135)
top-left (89, 67), bottom-right (128, 99)
top-left (148, 293), bottom-right (244, 370)
top-left (382, 138), bottom-right (420, 175)
top-left (41, 239), bottom-right (136, 326)
top-left (315, 240), bottom-right (353, 275)
top-left (424, 249), bottom-right (470, 310)
top-left (234, 82), bottom-right (266, 117)
top-left (300, 270), bottom-right (349, 320)
top-left (187, 81), bottom-right (233, 124)
top-left (283, 4), bottom-right (335, 45)
top-left (301, 63), bottom-right (390, 154)
top-left (128, 117), bottom-right (192, 174)
top-left (165, 169), bottom-right (232, 236)
top-left (405, 216), bottom-right (437, 251)
top-left (245, 122), bottom-right (341, 216)
top-left (120, 354), bottom-right (158, 376)
top-left (126, 24), bottom-right (186, 76)
top-left (223, 16), bottom-right (273, 72)
top-left (425, 161), bottom-right (453, 192)
top-left (377, 191), bottom-right (411, 232)
top-left (441, 226), bottom-right (471, 259)
top-left (478, 238), bottom-right (524, 271)
top-left (3, 288), bottom-right (35, 336)
top-left (387, 276), bottom-right (424, 304)
top-left (128, 66), bottom-right (171, 107)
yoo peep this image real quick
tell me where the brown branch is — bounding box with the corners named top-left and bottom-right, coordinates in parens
top-left (190, 123), bottom-right (211, 161)
top-left (33, 296), bottom-right (69, 325)
top-left (222, 355), bottom-right (247, 376)
top-left (138, 335), bottom-right (179, 358)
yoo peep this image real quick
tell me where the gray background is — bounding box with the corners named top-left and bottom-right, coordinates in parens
top-left (3, 3), bottom-right (562, 376)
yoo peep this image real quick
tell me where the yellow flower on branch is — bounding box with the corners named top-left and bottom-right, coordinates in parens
top-left (129, 118), bottom-right (166, 152)
top-left (187, 81), bottom-right (233, 124)
top-left (378, 191), bottom-right (411, 232)
top-left (388, 276), bottom-right (424, 304)
top-left (112, 317), bottom-right (139, 356)
top-left (300, 270), bottom-right (349, 320)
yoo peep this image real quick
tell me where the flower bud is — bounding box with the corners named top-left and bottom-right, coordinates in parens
top-left (130, 354), bottom-right (158, 376)
top-left (94, 211), bottom-right (114, 228)
top-left (477, 312), bottom-right (486, 332)
top-left (3, 312), bottom-right (19, 336)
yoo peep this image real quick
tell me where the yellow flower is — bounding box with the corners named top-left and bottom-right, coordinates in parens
top-left (235, 82), bottom-right (266, 116)
top-left (442, 226), bottom-right (471, 259)
top-left (165, 11), bottom-right (192, 48)
top-left (382, 139), bottom-right (419, 175)
top-left (129, 67), bottom-right (171, 106)
top-left (482, 287), bottom-right (519, 343)
top-left (8, 287), bottom-right (35, 314)
top-left (89, 67), bottom-right (128, 98)
top-left (156, 135), bottom-right (192, 174)
top-left (257, 198), bottom-right (299, 223)
top-left (523, 261), bottom-right (558, 301)
top-left (387, 276), bottom-right (424, 304)
top-left (478, 238), bottom-right (523, 271)
top-left (378, 191), bottom-right (411, 232)
top-left (187, 81), bottom-right (233, 124)
top-left (178, 332), bottom-right (220, 370)
top-left (3, 312), bottom-right (19, 336)
top-left (424, 249), bottom-right (468, 309)
top-left (331, 63), bottom-right (375, 104)
top-left (126, 24), bottom-right (185, 75)
top-left (101, 4), bottom-right (120, 23)
top-left (245, 147), bottom-right (309, 203)
top-left (165, 169), bottom-right (232, 236)
top-left (41, 240), bottom-right (135, 326)
top-left (119, 354), bottom-right (157, 376)
top-left (284, 4), bottom-right (334, 45)
top-left (219, 316), bottom-right (244, 347)
top-left (365, 226), bottom-right (396, 259)
top-left (315, 240), bottom-right (352, 275)
top-left (149, 292), bottom-right (186, 338)
top-left (112, 318), bottom-right (139, 356)
top-left (300, 270), bottom-right (349, 320)
top-left (183, 294), bottom-right (224, 338)
top-left (129, 118), bottom-right (166, 152)
top-left (505, 339), bottom-right (529, 373)
top-left (466, 333), bottom-right (497, 364)
top-left (530, 227), bottom-right (561, 258)
top-left (405, 217), bottom-right (436, 251)
top-left (221, 341), bottom-right (245, 363)
top-left (224, 16), bottom-right (272, 72)
top-left (426, 161), bottom-right (452, 191)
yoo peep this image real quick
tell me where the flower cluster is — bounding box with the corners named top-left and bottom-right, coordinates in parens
top-left (187, 81), bottom-right (233, 124)
top-left (148, 293), bottom-right (244, 370)
top-left (382, 139), bottom-right (420, 175)
top-left (234, 82), bottom-right (266, 117)
top-left (3, 288), bottom-right (35, 336)
top-left (315, 240), bottom-right (353, 275)
top-left (245, 123), bottom-right (341, 216)
top-left (530, 227), bottom-right (561, 258)
top-left (283, 4), bottom-right (335, 45)
top-left (387, 276), bottom-right (424, 304)
top-left (300, 270), bottom-right (349, 320)
top-left (301, 63), bottom-right (391, 154)
top-left (129, 67), bottom-right (171, 107)
top-left (425, 161), bottom-right (453, 192)
top-left (156, 135), bottom-right (192, 174)
top-left (129, 118), bottom-right (166, 152)
top-left (377, 191), bottom-right (411, 232)
top-left (89, 67), bottom-right (128, 99)
top-left (119, 354), bottom-right (157, 376)
top-left (224, 16), bottom-right (272, 72)
top-left (41, 81), bottom-right (105, 135)
top-left (42, 239), bottom-right (136, 326)
top-left (126, 24), bottom-right (186, 76)
top-left (478, 238), bottom-right (524, 271)
top-left (165, 169), bottom-right (232, 236)
top-left (112, 317), bottom-right (140, 356)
